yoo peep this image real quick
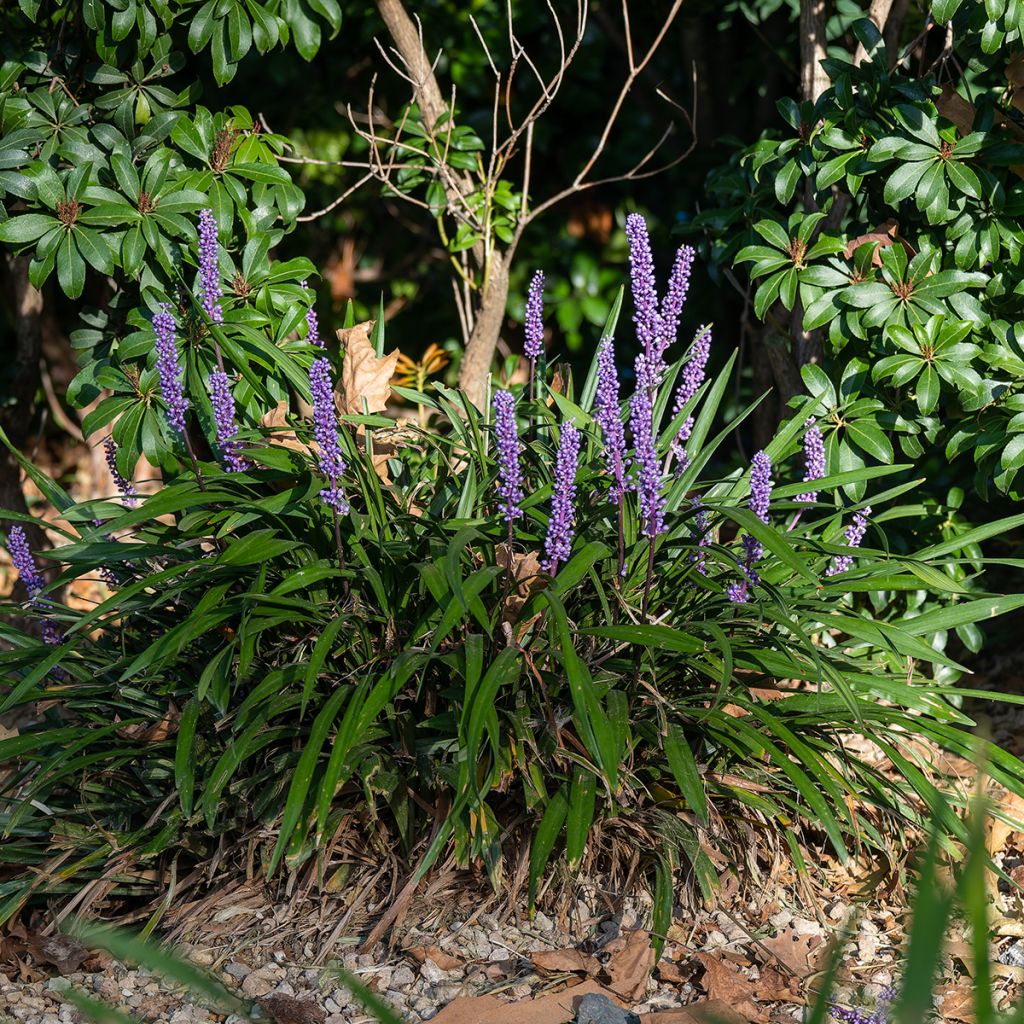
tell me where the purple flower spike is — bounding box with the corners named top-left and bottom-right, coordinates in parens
top-left (543, 421), bottom-right (581, 574)
top-left (826, 507), bottom-right (872, 577)
top-left (831, 984), bottom-right (895, 1024)
top-left (629, 364), bottom-right (665, 539)
top-left (302, 280), bottom-right (323, 348)
top-left (656, 244), bottom-right (696, 371)
top-left (670, 324), bottom-right (712, 469)
top-left (593, 338), bottom-right (627, 502)
top-left (796, 417), bottom-right (826, 503)
top-left (729, 451), bottom-right (773, 604)
top-left (492, 390), bottom-right (524, 523)
top-left (153, 304), bottom-right (189, 437)
top-left (309, 357), bottom-right (349, 514)
top-left (524, 270), bottom-right (545, 362)
top-left (208, 370), bottom-right (249, 473)
top-left (197, 209), bottom-right (223, 323)
top-left (625, 214), bottom-right (661, 371)
top-left (8, 525), bottom-right (45, 598)
top-left (690, 500), bottom-right (710, 575)
top-left (8, 525), bottom-right (62, 650)
top-left (103, 437), bottom-right (137, 507)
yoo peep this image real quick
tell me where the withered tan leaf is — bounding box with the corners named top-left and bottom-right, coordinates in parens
top-left (604, 929), bottom-right (655, 1002)
top-left (496, 544), bottom-right (544, 625)
top-left (259, 400), bottom-right (308, 454)
top-left (337, 321), bottom-right (400, 416)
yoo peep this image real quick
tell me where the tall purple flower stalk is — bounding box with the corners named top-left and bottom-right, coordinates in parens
top-left (309, 357), bottom-right (349, 515)
top-left (655, 244), bottom-right (695, 372)
top-left (670, 324), bottom-right (712, 470)
top-left (524, 270), bottom-right (545, 362)
top-left (8, 525), bottom-right (62, 649)
top-left (543, 421), bottom-right (581, 574)
top-left (690, 500), bottom-right (710, 576)
top-left (625, 214), bottom-right (660, 373)
top-left (629, 359), bottom-right (665, 540)
top-left (197, 209), bottom-right (223, 323)
top-left (728, 451), bottom-right (773, 604)
top-left (826, 507), bottom-right (872, 576)
top-left (303, 280), bottom-right (323, 348)
top-left (208, 370), bottom-right (249, 473)
top-left (796, 418), bottom-right (826, 503)
top-left (103, 437), bottom-right (137, 507)
top-left (492, 390), bottom-right (524, 528)
top-left (594, 338), bottom-right (627, 502)
top-left (153, 304), bottom-right (189, 437)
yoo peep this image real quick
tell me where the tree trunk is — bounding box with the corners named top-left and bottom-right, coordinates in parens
top-left (800, 0), bottom-right (830, 104)
top-left (458, 252), bottom-right (509, 410)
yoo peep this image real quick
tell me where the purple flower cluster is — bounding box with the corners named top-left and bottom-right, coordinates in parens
top-left (302, 281), bottom-right (323, 348)
top-left (657, 243), bottom-right (695, 370)
top-left (492, 390), bottom-right (524, 523)
top-left (826, 507), bottom-right (872, 577)
top-left (309, 357), bottom-right (349, 514)
top-left (796, 418), bottom-right (826, 503)
top-left (626, 214), bottom-right (697, 382)
top-left (524, 270), bottom-right (545, 362)
top-left (103, 437), bottom-right (137, 507)
top-left (593, 338), bottom-right (627, 502)
top-left (153, 304), bottom-right (189, 437)
top-left (8, 525), bottom-right (61, 649)
top-left (208, 370), bottom-right (249, 473)
top-left (728, 451), bottom-right (773, 603)
top-left (625, 214), bottom-right (660, 366)
top-left (197, 209), bottom-right (223, 323)
top-left (629, 362), bottom-right (665, 539)
top-left (831, 985), bottom-right (895, 1024)
top-left (670, 324), bottom-right (712, 469)
top-left (543, 421), bottom-right (581, 574)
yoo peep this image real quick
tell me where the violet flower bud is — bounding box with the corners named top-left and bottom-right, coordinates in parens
top-left (543, 421), bottom-right (581, 574)
top-left (309, 357), bottom-right (349, 514)
top-left (208, 370), bottom-right (249, 473)
top-left (826, 507), bottom-right (872, 577)
top-left (492, 389), bottom-right (524, 523)
top-left (655, 243), bottom-right (695, 372)
top-left (7, 525), bottom-right (62, 650)
top-left (796, 417), bottom-right (826, 503)
top-left (153, 304), bottom-right (189, 437)
top-left (670, 324), bottom-right (712, 470)
top-left (302, 280), bottom-right (323, 348)
top-left (103, 437), bottom-right (137, 507)
top-left (728, 450), bottom-right (773, 603)
top-left (625, 214), bottom-right (661, 373)
top-left (197, 209), bottom-right (223, 323)
top-left (593, 338), bottom-right (627, 502)
top-left (524, 270), bottom-right (545, 362)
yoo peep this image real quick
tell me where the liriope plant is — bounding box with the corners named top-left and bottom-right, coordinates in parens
top-left (2, 213), bottom-right (1024, 932)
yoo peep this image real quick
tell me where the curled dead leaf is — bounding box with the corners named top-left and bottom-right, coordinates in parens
top-left (258, 994), bottom-right (326, 1024)
top-left (259, 400), bottom-right (308, 454)
top-left (603, 929), bottom-right (655, 1002)
top-left (337, 322), bottom-right (400, 416)
top-left (530, 947), bottom-right (600, 976)
top-left (495, 545), bottom-right (545, 626)
top-left (407, 945), bottom-right (463, 971)
top-left (116, 702), bottom-right (180, 742)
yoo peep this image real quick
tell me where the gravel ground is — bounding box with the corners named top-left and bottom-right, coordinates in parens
top-left (0, 885), bottom-right (917, 1024)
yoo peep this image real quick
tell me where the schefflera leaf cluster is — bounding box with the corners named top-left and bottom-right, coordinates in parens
top-left (695, 16), bottom-right (1024, 499)
top-left (3, 221), bottom-right (1024, 932)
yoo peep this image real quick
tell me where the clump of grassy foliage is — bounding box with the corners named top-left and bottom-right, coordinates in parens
top-left (3, 215), bottom-right (1024, 932)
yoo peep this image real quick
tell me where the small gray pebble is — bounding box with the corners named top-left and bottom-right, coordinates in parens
top-left (575, 993), bottom-right (641, 1024)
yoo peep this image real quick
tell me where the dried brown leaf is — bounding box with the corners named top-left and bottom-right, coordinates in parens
top-left (530, 948), bottom-right (600, 976)
top-left (337, 322), bottom-right (400, 416)
top-left (26, 933), bottom-right (89, 975)
top-left (937, 85), bottom-right (977, 136)
top-left (641, 1001), bottom-right (751, 1024)
top-left (408, 945), bottom-right (463, 971)
top-left (259, 400), bottom-right (307, 454)
top-left (431, 979), bottom-right (623, 1024)
top-left (758, 925), bottom-right (823, 977)
top-left (695, 953), bottom-right (764, 1023)
top-left (604, 929), bottom-right (655, 1002)
top-left (495, 545), bottom-right (545, 626)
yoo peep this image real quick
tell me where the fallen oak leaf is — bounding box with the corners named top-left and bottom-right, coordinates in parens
top-left (603, 929), bottom-right (655, 1002)
top-left (641, 1001), bottom-right (750, 1024)
top-left (431, 979), bottom-right (626, 1024)
top-left (25, 933), bottom-right (90, 975)
top-left (756, 924), bottom-right (823, 978)
top-left (337, 321), bottom-right (400, 416)
top-left (407, 945), bottom-right (463, 971)
top-left (695, 953), bottom-right (765, 1023)
top-left (530, 947), bottom-right (601, 976)
top-left (258, 994), bottom-right (327, 1024)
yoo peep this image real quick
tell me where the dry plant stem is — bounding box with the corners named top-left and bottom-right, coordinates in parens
top-left (641, 535), bottom-right (656, 619)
